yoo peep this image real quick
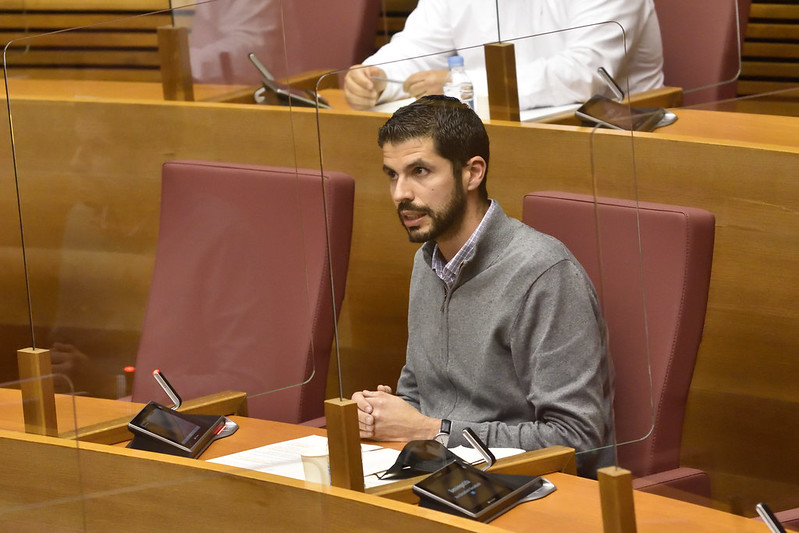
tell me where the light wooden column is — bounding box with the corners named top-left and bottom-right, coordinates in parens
top-left (484, 42), bottom-right (520, 121)
top-left (598, 466), bottom-right (637, 533)
top-left (157, 26), bottom-right (195, 101)
top-left (17, 348), bottom-right (58, 437)
top-left (324, 398), bottom-right (365, 492)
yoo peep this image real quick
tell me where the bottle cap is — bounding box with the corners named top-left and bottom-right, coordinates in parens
top-left (447, 55), bottom-right (464, 68)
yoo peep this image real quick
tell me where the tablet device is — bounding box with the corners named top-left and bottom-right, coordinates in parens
top-left (575, 94), bottom-right (665, 132)
top-left (248, 52), bottom-right (331, 109)
top-left (260, 78), bottom-right (332, 109)
top-left (413, 461), bottom-right (543, 522)
top-left (128, 401), bottom-right (226, 458)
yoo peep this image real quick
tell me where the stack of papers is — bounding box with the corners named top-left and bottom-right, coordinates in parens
top-left (208, 435), bottom-right (524, 489)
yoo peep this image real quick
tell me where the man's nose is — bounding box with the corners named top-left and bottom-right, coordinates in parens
top-left (391, 176), bottom-right (414, 204)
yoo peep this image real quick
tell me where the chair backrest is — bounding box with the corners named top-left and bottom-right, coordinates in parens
top-left (188, 0), bottom-right (381, 85)
top-left (131, 160), bottom-right (354, 424)
top-left (282, 0), bottom-right (381, 77)
top-left (653, 0), bottom-right (751, 105)
top-left (522, 191), bottom-right (715, 477)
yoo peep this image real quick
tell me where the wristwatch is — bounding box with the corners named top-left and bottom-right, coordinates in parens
top-left (434, 419), bottom-right (451, 446)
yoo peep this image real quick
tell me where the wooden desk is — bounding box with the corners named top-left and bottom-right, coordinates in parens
top-left (0, 387), bottom-right (143, 435)
top-left (0, 411), bottom-right (766, 532)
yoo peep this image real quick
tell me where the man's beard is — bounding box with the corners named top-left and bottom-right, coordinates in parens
top-left (397, 182), bottom-right (466, 243)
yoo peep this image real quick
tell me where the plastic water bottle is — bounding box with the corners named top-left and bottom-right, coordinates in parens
top-left (443, 55), bottom-right (474, 109)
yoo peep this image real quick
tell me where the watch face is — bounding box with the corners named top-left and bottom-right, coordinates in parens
top-left (440, 419), bottom-right (452, 434)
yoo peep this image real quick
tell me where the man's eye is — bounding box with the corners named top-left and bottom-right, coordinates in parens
top-left (413, 167), bottom-right (429, 176)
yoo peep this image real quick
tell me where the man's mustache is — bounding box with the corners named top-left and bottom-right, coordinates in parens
top-left (397, 201), bottom-right (433, 217)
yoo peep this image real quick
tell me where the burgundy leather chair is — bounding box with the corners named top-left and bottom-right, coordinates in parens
top-left (131, 161), bottom-right (354, 424)
top-left (653, 0), bottom-right (752, 106)
top-left (281, 0), bottom-right (381, 78)
top-left (188, 0), bottom-right (381, 85)
top-left (522, 191), bottom-right (715, 501)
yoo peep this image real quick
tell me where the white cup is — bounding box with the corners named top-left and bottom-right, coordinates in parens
top-left (300, 447), bottom-right (330, 485)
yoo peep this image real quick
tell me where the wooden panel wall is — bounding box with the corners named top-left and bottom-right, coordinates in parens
top-left (0, 1), bottom-right (170, 82)
top-left (740, 1), bottom-right (799, 97)
top-left (375, 0), bottom-right (417, 49)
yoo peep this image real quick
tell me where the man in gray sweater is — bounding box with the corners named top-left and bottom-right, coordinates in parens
top-left (352, 95), bottom-right (613, 476)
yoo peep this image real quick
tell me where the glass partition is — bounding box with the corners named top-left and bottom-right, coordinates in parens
top-left (656, 0), bottom-right (746, 106)
top-left (652, 81), bottom-right (799, 517)
top-left (2, 0), bottom-right (332, 429)
top-left (2, 0), bottom-right (350, 527)
top-left (314, 18), bottom-right (655, 482)
top-left (0, 375), bottom-right (87, 529)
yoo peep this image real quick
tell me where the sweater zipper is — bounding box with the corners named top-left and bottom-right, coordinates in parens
top-left (440, 260), bottom-right (466, 312)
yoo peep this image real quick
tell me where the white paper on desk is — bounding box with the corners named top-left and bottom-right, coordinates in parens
top-left (521, 103), bottom-right (581, 123)
top-left (450, 445), bottom-right (526, 464)
top-left (208, 436), bottom-right (525, 489)
top-left (207, 435), bottom-right (401, 484)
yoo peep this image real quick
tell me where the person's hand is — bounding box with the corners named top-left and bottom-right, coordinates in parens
top-left (403, 69), bottom-right (449, 99)
top-left (50, 342), bottom-right (91, 376)
top-left (49, 342), bottom-right (115, 396)
top-left (344, 65), bottom-right (388, 110)
top-left (352, 386), bottom-right (439, 441)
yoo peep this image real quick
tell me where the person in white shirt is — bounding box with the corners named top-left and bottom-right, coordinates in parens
top-left (344, 0), bottom-right (664, 111)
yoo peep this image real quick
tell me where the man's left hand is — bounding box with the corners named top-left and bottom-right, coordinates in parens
top-left (356, 389), bottom-right (439, 442)
top-left (403, 69), bottom-right (449, 99)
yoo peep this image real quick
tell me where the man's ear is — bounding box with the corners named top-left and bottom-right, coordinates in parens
top-left (463, 156), bottom-right (487, 192)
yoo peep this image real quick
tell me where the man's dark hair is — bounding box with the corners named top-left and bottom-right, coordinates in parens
top-left (377, 95), bottom-right (490, 200)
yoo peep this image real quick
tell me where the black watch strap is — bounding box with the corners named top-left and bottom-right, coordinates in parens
top-left (434, 418), bottom-right (451, 446)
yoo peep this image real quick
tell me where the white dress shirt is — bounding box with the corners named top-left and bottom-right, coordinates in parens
top-left (364, 0), bottom-right (664, 109)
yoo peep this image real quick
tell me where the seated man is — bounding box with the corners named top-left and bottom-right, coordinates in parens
top-left (345, 0), bottom-right (664, 111)
top-left (352, 95), bottom-right (614, 477)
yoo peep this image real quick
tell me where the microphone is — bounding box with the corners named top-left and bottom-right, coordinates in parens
top-left (152, 369), bottom-right (240, 437)
top-left (463, 427), bottom-right (496, 470)
top-left (152, 369), bottom-right (182, 410)
top-left (247, 52), bottom-right (275, 82)
top-left (596, 66), bottom-right (625, 102)
top-left (756, 502), bottom-right (787, 533)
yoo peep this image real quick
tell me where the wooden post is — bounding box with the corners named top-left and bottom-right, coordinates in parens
top-left (324, 398), bottom-right (365, 492)
top-left (598, 466), bottom-right (637, 533)
top-left (484, 42), bottom-right (520, 121)
top-left (157, 26), bottom-right (194, 101)
top-left (17, 348), bottom-right (58, 437)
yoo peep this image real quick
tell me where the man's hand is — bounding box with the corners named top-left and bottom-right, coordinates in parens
top-left (50, 342), bottom-right (91, 376)
top-left (344, 65), bottom-right (389, 109)
top-left (403, 69), bottom-right (449, 99)
top-left (351, 385), bottom-right (439, 441)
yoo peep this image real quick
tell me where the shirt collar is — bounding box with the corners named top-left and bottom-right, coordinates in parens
top-left (431, 200), bottom-right (496, 286)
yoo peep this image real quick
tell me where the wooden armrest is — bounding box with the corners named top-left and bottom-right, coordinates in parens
top-left (367, 445), bottom-right (576, 504)
top-left (199, 69), bottom-right (340, 105)
top-left (624, 85), bottom-right (684, 108)
top-left (60, 391), bottom-right (248, 445)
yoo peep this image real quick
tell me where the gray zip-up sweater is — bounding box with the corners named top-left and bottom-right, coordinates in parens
top-left (397, 202), bottom-right (614, 477)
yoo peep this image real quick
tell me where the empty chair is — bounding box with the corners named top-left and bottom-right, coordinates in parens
top-left (653, 0), bottom-right (752, 105)
top-left (522, 191), bottom-right (715, 501)
top-left (131, 160), bottom-right (354, 424)
top-left (188, 0), bottom-right (381, 85)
